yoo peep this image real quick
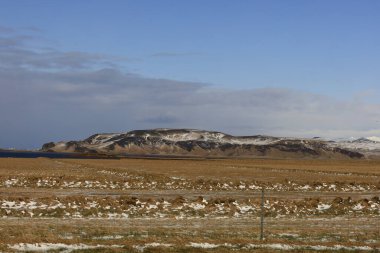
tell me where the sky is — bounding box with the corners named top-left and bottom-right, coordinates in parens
top-left (0, 0), bottom-right (380, 149)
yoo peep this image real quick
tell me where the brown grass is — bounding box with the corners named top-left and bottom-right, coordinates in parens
top-left (1, 157), bottom-right (379, 183)
top-left (0, 157), bottom-right (379, 252)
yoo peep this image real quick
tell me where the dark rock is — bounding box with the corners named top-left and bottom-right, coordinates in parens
top-left (41, 142), bottom-right (55, 151)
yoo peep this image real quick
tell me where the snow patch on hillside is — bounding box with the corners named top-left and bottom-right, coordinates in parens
top-left (88, 134), bottom-right (121, 145)
top-left (332, 136), bottom-right (380, 151)
top-left (366, 136), bottom-right (380, 142)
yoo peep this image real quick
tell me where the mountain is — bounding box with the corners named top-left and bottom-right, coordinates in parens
top-left (41, 129), bottom-right (364, 159)
top-left (331, 137), bottom-right (380, 157)
top-left (366, 136), bottom-right (380, 142)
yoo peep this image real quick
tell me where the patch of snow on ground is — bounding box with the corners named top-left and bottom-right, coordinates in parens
top-left (278, 233), bottom-right (299, 238)
top-left (8, 242), bottom-right (377, 252)
top-left (133, 243), bottom-right (172, 252)
top-left (92, 235), bottom-right (123, 240)
top-left (299, 185), bottom-right (311, 190)
top-left (238, 205), bottom-right (254, 213)
top-left (245, 243), bottom-right (374, 251)
top-left (353, 203), bottom-right (364, 211)
top-left (189, 242), bottom-right (220, 249)
top-left (317, 204), bottom-right (331, 211)
top-left (188, 203), bottom-right (205, 210)
top-left (8, 243), bottom-right (123, 252)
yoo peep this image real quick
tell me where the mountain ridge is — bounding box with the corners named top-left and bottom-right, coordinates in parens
top-left (41, 128), bottom-right (369, 159)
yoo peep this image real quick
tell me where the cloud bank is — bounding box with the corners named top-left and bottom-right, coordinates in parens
top-left (1, 28), bottom-right (380, 148)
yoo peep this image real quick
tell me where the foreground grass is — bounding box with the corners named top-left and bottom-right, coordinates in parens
top-left (0, 157), bottom-right (379, 252)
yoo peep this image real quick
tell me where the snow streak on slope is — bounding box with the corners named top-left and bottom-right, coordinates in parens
top-left (154, 129), bottom-right (282, 145)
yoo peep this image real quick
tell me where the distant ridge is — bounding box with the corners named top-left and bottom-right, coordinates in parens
top-left (41, 128), bottom-right (367, 159)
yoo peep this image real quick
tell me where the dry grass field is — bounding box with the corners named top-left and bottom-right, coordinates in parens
top-left (0, 157), bottom-right (379, 252)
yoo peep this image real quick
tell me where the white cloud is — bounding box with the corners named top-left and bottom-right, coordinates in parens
top-left (0, 27), bottom-right (380, 148)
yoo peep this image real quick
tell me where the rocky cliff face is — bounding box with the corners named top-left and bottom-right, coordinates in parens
top-left (41, 128), bottom-right (364, 159)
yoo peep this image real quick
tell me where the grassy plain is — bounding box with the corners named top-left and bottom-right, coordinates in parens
top-left (0, 157), bottom-right (379, 252)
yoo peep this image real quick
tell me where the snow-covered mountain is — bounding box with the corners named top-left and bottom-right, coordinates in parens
top-left (41, 129), bottom-right (365, 159)
top-left (366, 136), bottom-right (380, 142)
top-left (331, 136), bottom-right (380, 153)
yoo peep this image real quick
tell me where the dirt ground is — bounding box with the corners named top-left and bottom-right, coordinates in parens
top-left (0, 157), bottom-right (379, 252)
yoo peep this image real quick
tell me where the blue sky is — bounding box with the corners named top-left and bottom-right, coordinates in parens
top-left (1, 0), bottom-right (380, 148)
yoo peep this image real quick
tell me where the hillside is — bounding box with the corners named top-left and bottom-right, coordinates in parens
top-left (41, 129), bottom-right (365, 159)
